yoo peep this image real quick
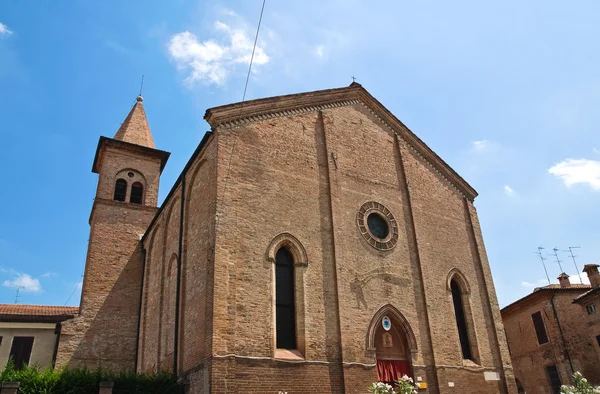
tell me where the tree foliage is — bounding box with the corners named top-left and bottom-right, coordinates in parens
top-left (0, 362), bottom-right (182, 394)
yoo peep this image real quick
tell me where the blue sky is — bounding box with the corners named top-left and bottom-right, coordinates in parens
top-left (1, 1), bottom-right (599, 308)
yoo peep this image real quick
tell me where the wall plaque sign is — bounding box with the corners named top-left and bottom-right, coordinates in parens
top-left (382, 316), bottom-right (391, 331)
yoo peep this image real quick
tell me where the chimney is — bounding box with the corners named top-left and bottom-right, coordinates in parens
top-left (583, 264), bottom-right (600, 289)
top-left (558, 273), bottom-right (571, 288)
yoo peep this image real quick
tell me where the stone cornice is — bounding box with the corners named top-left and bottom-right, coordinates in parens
top-left (92, 136), bottom-right (170, 174)
top-left (204, 83), bottom-right (478, 201)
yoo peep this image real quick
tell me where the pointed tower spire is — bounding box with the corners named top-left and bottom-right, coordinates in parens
top-left (113, 96), bottom-right (155, 148)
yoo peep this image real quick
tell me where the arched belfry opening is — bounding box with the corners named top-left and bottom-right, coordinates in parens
top-left (367, 305), bottom-right (417, 384)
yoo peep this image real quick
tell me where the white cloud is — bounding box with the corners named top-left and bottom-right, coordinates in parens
top-left (504, 185), bottom-right (516, 197)
top-left (168, 16), bottom-right (269, 85)
top-left (471, 140), bottom-right (489, 152)
top-left (0, 22), bottom-right (12, 37)
top-left (315, 45), bottom-right (324, 58)
top-left (3, 273), bottom-right (42, 293)
top-left (566, 272), bottom-right (590, 285)
top-left (41, 272), bottom-right (57, 278)
top-left (593, 148), bottom-right (600, 154)
top-left (521, 272), bottom-right (590, 288)
top-left (521, 279), bottom-right (548, 288)
top-left (548, 159), bottom-right (600, 191)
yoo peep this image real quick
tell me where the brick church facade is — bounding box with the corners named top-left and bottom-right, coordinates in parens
top-left (54, 83), bottom-right (516, 393)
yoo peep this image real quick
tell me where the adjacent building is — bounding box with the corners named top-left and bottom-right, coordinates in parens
top-left (0, 305), bottom-right (77, 370)
top-left (38, 83), bottom-right (516, 393)
top-left (502, 267), bottom-right (600, 394)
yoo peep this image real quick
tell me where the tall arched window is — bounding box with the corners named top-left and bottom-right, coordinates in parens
top-left (130, 182), bottom-right (144, 204)
top-left (114, 179), bottom-right (127, 201)
top-left (451, 279), bottom-right (472, 360)
top-left (275, 247), bottom-right (296, 349)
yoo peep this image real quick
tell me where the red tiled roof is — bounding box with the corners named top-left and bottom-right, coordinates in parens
top-left (533, 284), bottom-right (591, 292)
top-left (502, 284), bottom-right (592, 314)
top-left (0, 304), bottom-right (78, 323)
top-left (573, 287), bottom-right (600, 303)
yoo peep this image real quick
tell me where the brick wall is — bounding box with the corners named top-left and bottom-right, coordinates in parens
top-left (202, 103), bottom-right (514, 393)
top-left (133, 93), bottom-right (514, 393)
top-left (503, 288), bottom-right (600, 393)
top-left (57, 146), bottom-right (161, 371)
top-left (138, 136), bottom-right (218, 377)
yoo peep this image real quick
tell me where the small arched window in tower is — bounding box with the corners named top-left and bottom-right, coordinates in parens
top-left (451, 279), bottom-right (473, 360)
top-left (275, 247), bottom-right (296, 349)
top-left (130, 182), bottom-right (144, 204)
top-left (114, 179), bottom-right (127, 202)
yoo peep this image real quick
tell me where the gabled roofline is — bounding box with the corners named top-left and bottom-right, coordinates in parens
top-left (92, 136), bottom-right (171, 174)
top-left (501, 285), bottom-right (591, 315)
top-left (573, 287), bottom-right (600, 304)
top-left (204, 82), bottom-right (478, 201)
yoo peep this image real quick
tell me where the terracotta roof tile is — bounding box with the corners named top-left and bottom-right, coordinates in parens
top-left (0, 304), bottom-right (78, 323)
top-left (533, 284), bottom-right (591, 292)
top-left (573, 287), bottom-right (600, 303)
top-left (502, 284), bottom-right (592, 314)
top-left (113, 100), bottom-right (155, 148)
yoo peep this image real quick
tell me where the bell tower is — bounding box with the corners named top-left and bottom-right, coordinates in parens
top-left (56, 96), bottom-right (170, 371)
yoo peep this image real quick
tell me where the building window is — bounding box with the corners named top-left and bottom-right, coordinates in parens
top-left (130, 182), bottom-right (144, 204)
top-left (451, 279), bottom-right (473, 360)
top-left (587, 304), bottom-right (596, 315)
top-left (596, 335), bottom-right (600, 347)
top-left (367, 212), bottom-right (389, 239)
top-left (545, 365), bottom-right (562, 394)
top-left (515, 378), bottom-right (525, 394)
top-left (532, 311), bottom-right (549, 344)
top-left (9, 336), bottom-right (34, 370)
top-left (275, 247), bottom-right (296, 349)
top-left (114, 179), bottom-right (127, 201)
top-left (356, 201), bottom-right (399, 251)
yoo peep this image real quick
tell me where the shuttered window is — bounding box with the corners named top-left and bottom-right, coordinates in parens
top-left (532, 311), bottom-right (549, 344)
top-left (114, 179), bottom-right (127, 201)
top-left (545, 365), bottom-right (561, 394)
top-left (130, 182), bottom-right (143, 204)
top-left (9, 337), bottom-right (34, 370)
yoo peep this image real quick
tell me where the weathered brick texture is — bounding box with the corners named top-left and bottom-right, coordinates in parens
top-left (63, 85), bottom-right (515, 393)
top-left (137, 85), bottom-right (515, 393)
top-left (56, 102), bottom-right (169, 371)
top-left (502, 283), bottom-right (600, 394)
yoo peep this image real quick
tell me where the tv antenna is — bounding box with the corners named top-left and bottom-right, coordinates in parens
top-left (14, 285), bottom-right (24, 304)
top-left (551, 248), bottom-right (565, 273)
top-left (139, 74), bottom-right (144, 96)
top-left (536, 247), bottom-right (551, 285)
top-left (567, 246), bottom-right (583, 284)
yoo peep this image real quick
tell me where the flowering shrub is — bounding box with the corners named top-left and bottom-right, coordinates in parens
top-left (368, 381), bottom-right (397, 394)
top-left (561, 371), bottom-right (600, 394)
top-left (368, 375), bottom-right (418, 394)
top-left (396, 375), bottom-right (419, 394)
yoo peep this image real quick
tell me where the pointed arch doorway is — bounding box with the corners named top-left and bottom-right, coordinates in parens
top-left (367, 305), bottom-right (417, 385)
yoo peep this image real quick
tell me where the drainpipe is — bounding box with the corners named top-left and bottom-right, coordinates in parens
top-left (550, 294), bottom-right (574, 376)
top-left (134, 246), bottom-right (147, 372)
top-left (174, 177), bottom-right (185, 374)
top-left (51, 322), bottom-right (61, 368)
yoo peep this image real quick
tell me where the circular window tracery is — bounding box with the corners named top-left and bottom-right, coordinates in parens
top-left (357, 201), bottom-right (398, 251)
